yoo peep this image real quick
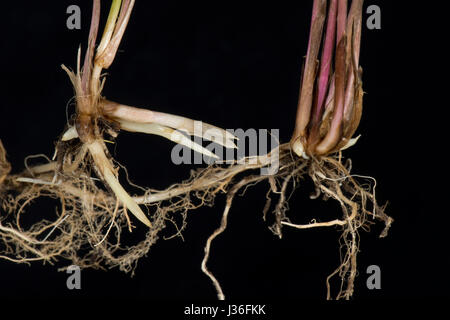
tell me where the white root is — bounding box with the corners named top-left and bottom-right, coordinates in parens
top-left (281, 219), bottom-right (346, 229)
top-left (16, 177), bottom-right (61, 186)
top-left (87, 140), bottom-right (152, 227)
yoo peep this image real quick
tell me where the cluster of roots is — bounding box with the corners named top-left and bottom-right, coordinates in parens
top-left (0, 139), bottom-right (391, 299)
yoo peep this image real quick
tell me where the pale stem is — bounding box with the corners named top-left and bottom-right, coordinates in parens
top-left (96, 0), bottom-right (122, 56)
top-left (118, 120), bottom-right (219, 159)
top-left (102, 100), bottom-right (237, 148)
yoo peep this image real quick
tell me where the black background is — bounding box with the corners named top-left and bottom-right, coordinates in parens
top-left (0, 0), bottom-right (444, 305)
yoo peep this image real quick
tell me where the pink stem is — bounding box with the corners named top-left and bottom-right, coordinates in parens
top-left (312, 0), bottom-right (337, 124)
top-left (315, 0), bottom-right (348, 154)
top-left (322, 73), bottom-right (336, 120)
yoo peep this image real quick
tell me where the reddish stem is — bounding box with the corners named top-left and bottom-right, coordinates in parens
top-left (336, 0), bottom-right (347, 46)
top-left (81, 0), bottom-right (101, 94)
top-left (312, 0), bottom-right (337, 125)
top-left (343, 0), bottom-right (363, 125)
top-left (291, 0), bottom-right (327, 143)
top-left (315, 0), bottom-right (348, 154)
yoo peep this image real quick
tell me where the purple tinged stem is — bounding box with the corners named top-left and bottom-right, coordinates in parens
top-left (291, 0), bottom-right (327, 142)
top-left (322, 73), bottom-right (336, 121)
top-left (81, 0), bottom-right (101, 94)
top-left (349, 0), bottom-right (363, 69)
top-left (343, 72), bottom-right (355, 122)
top-left (336, 0), bottom-right (347, 46)
top-left (343, 0), bottom-right (363, 123)
top-left (114, 0), bottom-right (132, 34)
top-left (315, 0), bottom-right (348, 155)
top-left (312, 0), bottom-right (337, 125)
